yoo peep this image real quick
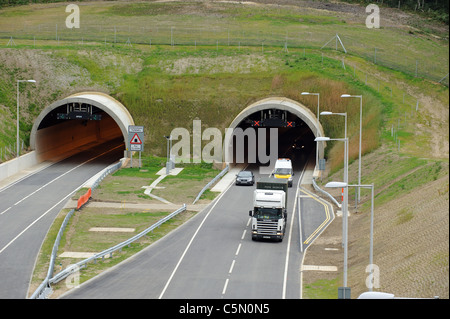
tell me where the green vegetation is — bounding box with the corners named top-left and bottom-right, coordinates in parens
top-left (2, 1), bottom-right (448, 299)
top-left (0, 1), bottom-right (447, 160)
top-left (303, 277), bottom-right (340, 299)
top-left (341, 0), bottom-right (449, 24)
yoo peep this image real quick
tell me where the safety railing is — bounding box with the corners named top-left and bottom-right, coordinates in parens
top-left (30, 158), bottom-right (124, 299)
top-left (192, 164), bottom-right (229, 204)
top-left (30, 204), bottom-right (187, 298)
top-left (311, 177), bottom-right (341, 208)
top-left (30, 208), bottom-right (76, 299)
top-left (49, 204), bottom-right (186, 286)
top-left (91, 159), bottom-right (124, 191)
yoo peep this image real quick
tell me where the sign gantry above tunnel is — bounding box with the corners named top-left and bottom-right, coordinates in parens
top-left (224, 97), bottom-right (325, 163)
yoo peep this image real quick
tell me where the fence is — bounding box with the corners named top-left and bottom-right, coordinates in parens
top-left (1, 20), bottom-right (448, 86)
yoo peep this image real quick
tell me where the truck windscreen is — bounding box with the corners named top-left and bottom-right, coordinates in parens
top-left (254, 207), bottom-right (282, 219)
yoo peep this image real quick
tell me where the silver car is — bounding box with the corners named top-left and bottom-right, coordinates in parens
top-left (235, 171), bottom-right (255, 186)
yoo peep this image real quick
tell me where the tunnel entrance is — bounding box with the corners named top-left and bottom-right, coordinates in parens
top-left (30, 92), bottom-right (134, 161)
top-left (224, 97), bottom-right (324, 171)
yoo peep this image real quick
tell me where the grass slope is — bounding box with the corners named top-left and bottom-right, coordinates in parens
top-left (0, 1), bottom-right (447, 298)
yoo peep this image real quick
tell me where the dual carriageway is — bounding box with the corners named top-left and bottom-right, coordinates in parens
top-left (0, 92), bottom-right (335, 299)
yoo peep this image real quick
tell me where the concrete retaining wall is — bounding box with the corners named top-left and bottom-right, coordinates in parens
top-left (0, 151), bottom-right (39, 183)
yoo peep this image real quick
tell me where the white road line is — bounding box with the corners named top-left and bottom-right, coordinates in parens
top-left (235, 243), bottom-right (242, 256)
top-left (298, 196), bottom-right (304, 253)
top-left (228, 260), bottom-right (236, 274)
top-left (0, 162), bottom-right (54, 194)
top-left (0, 207), bottom-right (12, 215)
top-left (222, 278), bottom-right (229, 295)
top-left (282, 161), bottom-right (307, 299)
top-left (158, 181), bottom-right (233, 299)
top-left (14, 145), bottom-right (122, 206)
top-left (241, 229), bottom-right (246, 240)
top-left (0, 146), bottom-right (122, 256)
top-left (0, 183), bottom-right (83, 255)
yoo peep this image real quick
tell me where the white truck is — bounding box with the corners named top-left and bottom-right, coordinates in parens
top-left (272, 158), bottom-right (294, 187)
top-left (249, 178), bottom-right (288, 242)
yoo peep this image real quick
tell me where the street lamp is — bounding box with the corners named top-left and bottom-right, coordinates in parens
top-left (341, 94), bottom-right (363, 203)
top-left (164, 135), bottom-right (172, 174)
top-left (315, 135), bottom-right (349, 296)
top-left (17, 80), bottom-right (36, 158)
top-left (319, 111), bottom-right (349, 244)
top-left (301, 92), bottom-right (320, 168)
top-left (325, 181), bottom-right (375, 292)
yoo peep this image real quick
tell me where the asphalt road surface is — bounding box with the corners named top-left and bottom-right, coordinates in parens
top-left (0, 139), bottom-right (124, 299)
top-left (62, 155), bottom-right (334, 299)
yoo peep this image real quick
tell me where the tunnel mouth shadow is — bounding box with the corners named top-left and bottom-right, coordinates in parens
top-left (30, 92), bottom-right (133, 163)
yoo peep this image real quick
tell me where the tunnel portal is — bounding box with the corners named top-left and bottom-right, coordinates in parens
top-left (225, 97), bottom-right (325, 169)
top-left (30, 92), bottom-right (134, 161)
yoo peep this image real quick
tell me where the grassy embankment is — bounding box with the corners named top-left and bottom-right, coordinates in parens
top-left (0, 1), bottom-right (447, 298)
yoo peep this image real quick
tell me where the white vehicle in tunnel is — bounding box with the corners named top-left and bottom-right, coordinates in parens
top-left (271, 158), bottom-right (294, 187)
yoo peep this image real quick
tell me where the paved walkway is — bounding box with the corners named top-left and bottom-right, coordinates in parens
top-left (65, 199), bottom-right (208, 212)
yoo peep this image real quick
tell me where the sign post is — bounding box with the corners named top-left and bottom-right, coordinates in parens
top-left (128, 125), bottom-right (144, 168)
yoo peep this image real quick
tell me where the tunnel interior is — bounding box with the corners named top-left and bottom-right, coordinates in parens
top-left (230, 108), bottom-right (316, 170)
top-left (34, 101), bottom-right (124, 161)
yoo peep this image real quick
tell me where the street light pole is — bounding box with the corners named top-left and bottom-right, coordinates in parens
top-left (341, 94), bottom-right (363, 203)
top-left (315, 136), bottom-right (349, 291)
top-left (320, 111), bottom-right (348, 246)
top-left (164, 135), bottom-right (172, 175)
top-left (325, 181), bottom-right (375, 292)
top-left (17, 79), bottom-right (36, 158)
top-left (301, 92), bottom-right (320, 168)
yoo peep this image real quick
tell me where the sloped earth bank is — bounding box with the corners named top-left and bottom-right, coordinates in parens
top-left (302, 161), bottom-right (449, 299)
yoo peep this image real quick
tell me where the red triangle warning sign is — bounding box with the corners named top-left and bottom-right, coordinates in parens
top-left (130, 133), bottom-right (142, 144)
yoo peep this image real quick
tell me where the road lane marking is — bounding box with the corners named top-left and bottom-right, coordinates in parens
top-left (14, 145), bottom-right (123, 206)
top-left (228, 260), bottom-right (236, 274)
top-left (0, 184), bottom-right (82, 255)
top-left (282, 160), bottom-right (307, 299)
top-left (222, 278), bottom-right (229, 295)
top-left (235, 243), bottom-right (241, 256)
top-left (0, 207), bottom-right (12, 215)
top-left (241, 229), bottom-right (246, 240)
top-left (299, 186), bottom-right (335, 299)
top-left (0, 146), bottom-right (123, 256)
top-left (158, 180), bottom-right (233, 299)
top-left (300, 189), bottom-right (332, 245)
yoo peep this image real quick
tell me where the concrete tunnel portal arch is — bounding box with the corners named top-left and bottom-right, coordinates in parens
top-left (30, 92), bottom-right (134, 161)
top-left (224, 97), bottom-right (325, 167)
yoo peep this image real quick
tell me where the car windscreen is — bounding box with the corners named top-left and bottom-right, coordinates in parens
top-left (238, 171), bottom-right (252, 177)
top-left (275, 168), bottom-right (291, 175)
